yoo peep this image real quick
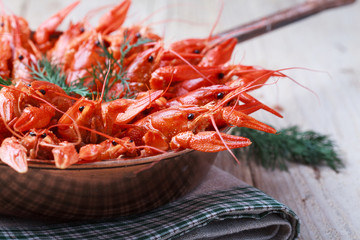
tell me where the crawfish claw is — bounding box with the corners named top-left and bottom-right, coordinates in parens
top-left (96, 0), bottom-right (131, 34)
top-left (0, 137), bottom-right (28, 173)
top-left (170, 131), bottom-right (251, 152)
top-left (34, 0), bottom-right (80, 47)
top-left (13, 104), bottom-right (55, 132)
top-left (52, 143), bottom-right (79, 169)
top-left (222, 107), bottom-right (276, 134)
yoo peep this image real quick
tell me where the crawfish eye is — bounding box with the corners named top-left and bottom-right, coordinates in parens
top-left (39, 89), bottom-right (46, 95)
top-left (216, 92), bottom-right (224, 99)
top-left (129, 139), bottom-right (134, 143)
top-left (217, 72), bottom-right (225, 79)
top-left (193, 49), bottom-right (200, 54)
top-left (135, 32), bottom-right (141, 38)
top-left (18, 55), bottom-right (24, 61)
top-left (29, 132), bottom-right (36, 137)
top-left (112, 140), bottom-right (118, 146)
top-left (27, 84), bottom-right (31, 87)
top-left (41, 133), bottom-right (47, 138)
top-left (95, 40), bottom-right (101, 46)
top-left (148, 55), bottom-right (154, 62)
top-left (79, 106), bottom-right (85, 112)
top-left (79, 27), bottom-right (85, 33)
top-left (187, 113), bottom-right (195, 120)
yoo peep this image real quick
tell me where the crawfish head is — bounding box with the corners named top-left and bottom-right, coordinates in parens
top-left (163, 104), bottom-right (276, 154)
top-left (23, 81), bottom-right (72, 115)
top-left (34, 0), bottom-right (80, 50)
top-left (168, 38), bottom-right (208, 55)
top-left (126, 106), bottom-right (207, 148)
top-left (21, 129), bottom-right (60, 160)
top-left (58, 97), bottom-right (105, 144)
top-left (0, 83), bottom-right (56, 133)
top-left (126, 44), bottom-right (163, 89)
top-left (0, 14), bottom-right (31, 49)
top-left (166, 84), bottom-right (237, 107)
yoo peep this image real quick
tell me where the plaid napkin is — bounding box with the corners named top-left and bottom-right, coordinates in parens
top-left (0, 166), bottom-right (299, 240)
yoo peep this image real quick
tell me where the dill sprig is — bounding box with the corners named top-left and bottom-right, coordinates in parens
top-left (0, 76), bottom-right (12, 89)
top-left (91, 34), bottom-right (152, 101)
top-left (232, 126), bottom-right (343, 171)
top-left (28, 58), bottom-right (90, 96)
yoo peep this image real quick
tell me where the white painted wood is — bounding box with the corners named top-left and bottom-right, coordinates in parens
top-left (2, 0), bottom-right (359, 239)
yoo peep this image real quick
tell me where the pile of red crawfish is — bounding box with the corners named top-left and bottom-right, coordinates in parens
top-left (0, 0), bottom-right (287, 173)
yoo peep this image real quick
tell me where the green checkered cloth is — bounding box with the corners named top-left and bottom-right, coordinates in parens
top-left (0, 167), bottom-right (299, 240)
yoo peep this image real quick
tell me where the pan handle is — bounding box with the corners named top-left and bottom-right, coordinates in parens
top-left (217, 0), bottom-right (356, 43)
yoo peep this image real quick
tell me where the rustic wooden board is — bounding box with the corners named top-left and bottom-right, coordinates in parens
top-left (3, 0), bottom-right (359, 239)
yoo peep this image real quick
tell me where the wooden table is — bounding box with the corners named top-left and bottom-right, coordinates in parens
top-left (5, 0), bottom-right (359, 239)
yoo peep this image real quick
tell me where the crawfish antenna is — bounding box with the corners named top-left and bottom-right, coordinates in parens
top-left (166, 48), bottom-right (215, 85)
top-left (0, 116), bottom-right (23, 139)
top-left (209, 114), bottom-right (241, 164)
top-left (99, 58), bottom-right (112, 102)
top-left (0, 0), bottom-right (5, 15)
top-left (208, 0), bottom-right (224, 40)
top-left (84, 4), bottom-right (113, 22)
top-left (137, 1), bottom-right (192, 26)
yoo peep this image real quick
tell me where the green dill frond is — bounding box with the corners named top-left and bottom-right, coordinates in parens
top-left (231, 126), bottom-right (343, 171)
top-left (0, 76), bottom-right (12, 89)
top-left (90, 35), bottom-right (152, 101)
top-left (28, 57), bottom-right (90, 97)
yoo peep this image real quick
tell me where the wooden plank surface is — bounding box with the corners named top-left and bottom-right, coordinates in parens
top-left (3, 0), bottom-right (359, 239)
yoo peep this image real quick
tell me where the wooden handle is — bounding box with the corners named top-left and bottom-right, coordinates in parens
top-left (217, 0), bottom-right (356, 43)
